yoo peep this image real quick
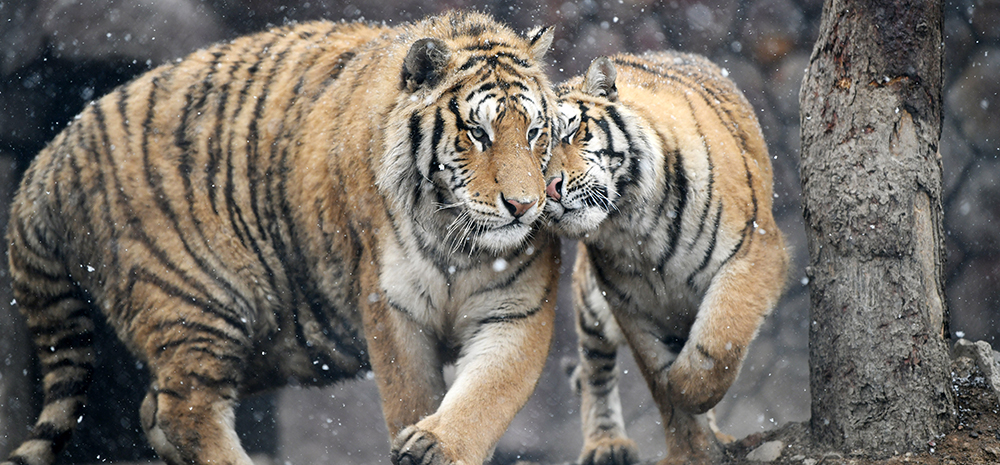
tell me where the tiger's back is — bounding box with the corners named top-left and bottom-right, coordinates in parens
top-left (546, 51), bottom-right (788, 465)
top-left (7, 12), bottom-right (560, 465)
top-left (9, 20), bottom-right (382, 394)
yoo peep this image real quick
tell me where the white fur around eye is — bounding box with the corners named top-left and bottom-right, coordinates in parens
top-left (469, 126), bottom-right (490, 150)
top-left (557, 102), bottom-right (581, 142)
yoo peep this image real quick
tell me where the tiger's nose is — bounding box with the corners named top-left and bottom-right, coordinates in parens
top-left (545, 177), bottom-right (562, 201)
top-left (502, 194), bottom-right (538, 218)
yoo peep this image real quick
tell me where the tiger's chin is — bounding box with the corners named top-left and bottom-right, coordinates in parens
top-left (544, 204), bottom-right (607, 239)
top-left (476, 222), bottom-right (535, 254)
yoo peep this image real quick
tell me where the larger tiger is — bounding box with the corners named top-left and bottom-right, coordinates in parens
top-left (4, 11), bottom-right (560, 465)
top-left (544, 52), bottom-right (789, 464)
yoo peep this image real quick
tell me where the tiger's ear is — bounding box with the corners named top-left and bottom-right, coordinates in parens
top-left (525, 26), bottom-right (555, 62)
top-left (583, 56), bottom-right (618, 102)
top-left (401, 38), bottom-right (452, 92)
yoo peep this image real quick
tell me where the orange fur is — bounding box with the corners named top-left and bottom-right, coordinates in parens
top-left (546, 52), bottom-right (789, 465)
top-left (6, 12), bottom-right (559, 465)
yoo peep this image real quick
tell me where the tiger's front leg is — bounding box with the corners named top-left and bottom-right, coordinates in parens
top-left (362, 297), bottom-right (449, 463)
top-left (367, 284), bottom-right (558, 465)
top-left (623, 248), bottom-right (785, 464)
top-left (394, 295), bottom-right (556, 465)
top-left (666, 242), bottom-right (786, 416)
top-left (613, 316), bottom-right (722, 465)
top-left (572, 248), bottom-right (639, 465)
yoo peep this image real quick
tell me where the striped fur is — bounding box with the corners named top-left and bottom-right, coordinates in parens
top-left (5, 12), bottom-right (560, 465)
top-left (545, 52), bottom-right (789, 465)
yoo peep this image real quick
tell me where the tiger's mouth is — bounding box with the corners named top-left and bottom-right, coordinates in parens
top-left (544, 202), bottom-right (606, 239)
top-left (475, 219), bottom-right (535, 254)
top-left (444, 202), bottom-right (541, 255)
top-left (543, 176), bottom-right (608, 238)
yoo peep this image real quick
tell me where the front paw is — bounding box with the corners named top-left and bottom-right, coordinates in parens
top-left (667, 350), bottom-right (735, 413)
top-left (579, 437), bottom-right (640, 465)
top-left (392, 426), bottom-right (453, 465)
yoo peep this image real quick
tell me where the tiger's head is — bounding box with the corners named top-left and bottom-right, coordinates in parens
top-left (379, 12), bottom-right (558, 255)
top-left (544, 56), bottom-right (660, 239)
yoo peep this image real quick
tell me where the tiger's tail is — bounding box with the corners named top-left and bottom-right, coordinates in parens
top-left (4, 208), bottom-right (96, 465)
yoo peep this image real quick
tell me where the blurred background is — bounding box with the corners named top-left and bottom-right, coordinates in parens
top-left (0, 1), bottom-right (997, 463)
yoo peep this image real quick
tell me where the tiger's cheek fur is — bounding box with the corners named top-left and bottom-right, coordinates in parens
top-left (543, 133), bottom-right (613, 237)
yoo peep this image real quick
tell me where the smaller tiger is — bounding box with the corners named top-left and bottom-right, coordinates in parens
top-left (545, 52), bottom-right (789, 465)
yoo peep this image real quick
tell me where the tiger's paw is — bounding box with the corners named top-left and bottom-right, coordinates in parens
top-left (666, 352), bottom-right (734, 414)
top-left (578, 437), bottom-right (640, 465)
top-left (656, 439), bottom-right (723, 465)
top-left (391, 426), bottom-right (455, 465)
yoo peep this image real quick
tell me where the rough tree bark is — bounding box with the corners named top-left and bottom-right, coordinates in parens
top-left (799, 0), bottom-right (953, 458)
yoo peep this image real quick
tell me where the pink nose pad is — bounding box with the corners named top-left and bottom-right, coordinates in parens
top-left (545, 177), bottom-right (562, 201)
top-left (504, 197), bottom-right (536, 218)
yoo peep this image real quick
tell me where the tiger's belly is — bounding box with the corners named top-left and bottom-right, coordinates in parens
top-left (239, 262), bottom-right (370, 393)
top-left (605, 267), bottom-right (701, 337)
top-left (240, 300), bottom-right (369, 393)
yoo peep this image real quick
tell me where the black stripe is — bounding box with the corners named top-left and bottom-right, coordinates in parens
top-left (15, 289), bottom-right (78, 313)
top-left (104, 89), bottom-right (210, 311)
top-left (590, 252), bottom-right (631, 307)
top-left (212, 41), bottom-right (254, 242)
top-left (159, 336), bottom-right (215, 349)
top-left (687, 199), bottom-right (723, 289)
top-left (409, 111), bottom-right (424, 205)
top-left (271, 124), bottom-right (367, 368)
top-left (175, 48), bottom-right (238, 276)
top-left (189, 372), bottom-right (240, 391)
top-left (47, 332), bottom-right (93, 352)
top-left (186, 346), bottom-right (244, 366)
top-left (478, 303), bottom-right (543, 326)
top-left (29, 422), bottom-right (74, 451)
top-left (659, 334), bottom-right (687, 354)
top-left (655, 357), bottom-right (676, 374)
top-left (153, 318), bottom-right (246, 348)
top-left (581, 346), bottom-right (617, 361)
top-left (157, 388), bottom-right (186, 400)
top-left (470, 251), bottom-right (539, 297)
top-left (246, 37), bottom-right (299, 262)
top-left (696, 344), bottom-right (714, 361)
top-left (657, 150), bottom-right (688, 270)
top-left (131, 275), bottom-right (248, 341)
top-left (386, 298), bottom-right (418, 323)
top-left (578, 302), bottom-right (609, 342)
top-left (44, 377), bottom-right (92, 403)
top-left (87, 101), bottom-right (119, 272)
top-left (223, 37), bottom-right (281, 274)
top-left (143, 78), bottom-right (253, 319)
top-left (317, 50), bottom-right (357, 92)
top-left (44, 356), bottom-right (94, 372)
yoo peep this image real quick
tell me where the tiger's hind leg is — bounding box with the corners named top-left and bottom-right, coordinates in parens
top-left (132, 295), bottom-right (254, 465)
top-left (572, 247), bottom-right (639, 465)
top-left (0, 219), bottom-right (96, 465)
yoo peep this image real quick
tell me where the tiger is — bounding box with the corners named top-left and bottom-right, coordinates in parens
top-left (3, 11), bottom-right (561, 465)
top-left (544, 52), bottom-right (789, 465)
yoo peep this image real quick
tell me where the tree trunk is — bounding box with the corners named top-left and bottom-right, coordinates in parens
top-left (799, 0), bottom-right (952, 457)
